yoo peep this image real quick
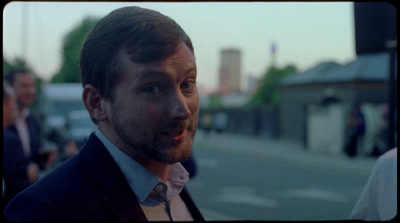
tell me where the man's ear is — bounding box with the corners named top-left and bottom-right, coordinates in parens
top-left (82, 85), bottom-right (108, 122)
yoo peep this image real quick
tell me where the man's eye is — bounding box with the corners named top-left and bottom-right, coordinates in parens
top-left (181, 81), bottom-right (195, 90)
top-left (144, 85), bottom-right (161, 95)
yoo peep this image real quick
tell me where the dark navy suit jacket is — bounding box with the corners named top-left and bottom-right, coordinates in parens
top-left (4, 133), bottom-right (204, 221)
top-left (3, 129), bottom-right (31, 208)
top-left (3, 114), bottom-right (42, 208)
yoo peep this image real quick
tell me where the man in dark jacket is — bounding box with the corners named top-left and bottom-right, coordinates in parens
top-left (4, 6), bottom-right (204, 221)
top-left (3, 70), bottom-right (48, 208)
top-left (2, 81), bottom-right (37, 208)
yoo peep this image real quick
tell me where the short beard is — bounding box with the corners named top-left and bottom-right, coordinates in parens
top-left (111, 109), bottom-right (197, 164)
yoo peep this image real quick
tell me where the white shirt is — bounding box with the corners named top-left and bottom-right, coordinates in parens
top-left (350, 148), bottom-right (397, 220)
top-left (14, 108), bottom-right (31, 157)
top-left (95, 129), bottom-right (193, 221)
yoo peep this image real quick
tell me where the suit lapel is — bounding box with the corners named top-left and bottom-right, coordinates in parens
top-left (79, 133), bottom-right (147, 221)
top-left (104, 190), bottom-right (147, 221)
top-left (80, 133), bottom-right (204, 221)
top-left (181, 187), bottom-right (205, 221)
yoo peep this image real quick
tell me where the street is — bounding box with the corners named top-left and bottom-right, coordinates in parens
top-left (187, 131), bottom-right (373, 221)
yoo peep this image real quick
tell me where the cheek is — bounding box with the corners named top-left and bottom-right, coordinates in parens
top-left (189, 94), bottom-right (200, 115)
top-left (138, 103), bottom-right (165, 124)
top-left (21, 90), bottom-right (33, 101)
top-left (3, 105), bottom-right (8, 116)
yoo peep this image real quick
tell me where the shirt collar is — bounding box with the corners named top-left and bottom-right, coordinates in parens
top-left (16, 108), bottom-right (30, 120)
top-left (94, 128), bottom-right (189, 204)
top-left (166, 163), bottom-right (190, 201)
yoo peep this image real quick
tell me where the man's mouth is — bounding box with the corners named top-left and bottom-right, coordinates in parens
top-left (161, 129), bottom-right (186, 140)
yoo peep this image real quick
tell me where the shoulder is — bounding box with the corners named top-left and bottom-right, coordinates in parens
top-left (3, 128), bottom-right (17, 139)
top-left (378, 148), bottom-right (397, 161)
top-left (3, 128), bottom-right (22, 147)
top-left (4, 186), bottom-right (60, 221)
top-left (7, 133), bottom-right (110, 200)
top-left (4, 133), bottom-right (133, 221)
top-left (375, 148), bottom-right (397, 173)
top-left (4, 150), bottom-right (91, 220)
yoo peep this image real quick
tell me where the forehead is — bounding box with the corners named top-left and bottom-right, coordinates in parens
top-left (14, 72), bottom-right (34, 83)
top-left (119, 43), bottom-right (196, 81)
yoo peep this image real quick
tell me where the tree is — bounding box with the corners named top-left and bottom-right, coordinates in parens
top-left (3, 57), bottom-right (44, 89)
top-left (3, 57), bottom-right (32, 76)
top-left (250, 65), bottom-right (297, 105)
top-left (3, 58), bottom-right (13, 75)
top-left (51, 16), bottom-right (99, 83)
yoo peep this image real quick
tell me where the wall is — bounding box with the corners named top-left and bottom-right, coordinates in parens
top-left (199, 105), bottom-right (279, 138)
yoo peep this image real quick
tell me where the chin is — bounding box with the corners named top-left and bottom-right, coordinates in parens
top-left (158, 143), bottom-right (193, 164)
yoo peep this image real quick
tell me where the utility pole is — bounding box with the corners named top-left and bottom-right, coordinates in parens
top-left (270, 42), bottom-right (277, 69)
top-left (21, 2), bottom-right (29, 60)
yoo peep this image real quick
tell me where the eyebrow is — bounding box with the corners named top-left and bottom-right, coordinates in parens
top-left (136, 66), bottom-right (197, 81)
top-left (135, 69), bottom-right (168, 82)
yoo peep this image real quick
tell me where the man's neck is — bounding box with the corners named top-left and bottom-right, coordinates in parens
top-left (121, 148), bottom-right (172, 183)
top-left (99, 126), bottom-right (172, 182)
top-left (17, 107), bottom-right (29, 118)
top-left (3, 120), bottom-right (11, 128)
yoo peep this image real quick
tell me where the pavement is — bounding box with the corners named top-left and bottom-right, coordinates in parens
top-left (193, 130), bottom-right (378, 177)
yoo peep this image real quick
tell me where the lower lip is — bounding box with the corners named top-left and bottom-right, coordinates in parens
top-left (163, 129), bottom-right (186, 141)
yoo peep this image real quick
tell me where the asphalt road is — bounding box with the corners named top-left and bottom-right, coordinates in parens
top-left (187, 133), bottom-right (371, 221)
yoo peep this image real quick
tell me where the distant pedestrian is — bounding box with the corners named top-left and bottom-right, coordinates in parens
top-left (181, 155), bottom-right (198, 178)
top-left (3, 81), bottom-right (39, 209)
top-left (345, 103), bottom-right (365, 157)
top-left (371, 103), bottom-right (390, 156)
top-left (3, 69), bottom-right (59, 209)
top-left (4, 69), bottom-right (57, 169)
top-left (350, 148), bottom-right (397, 220)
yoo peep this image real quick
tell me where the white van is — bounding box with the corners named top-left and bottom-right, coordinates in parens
top-left (39, 83), bottom-right (85, 131)
top-left (39, 83), bottom-right (86, 159)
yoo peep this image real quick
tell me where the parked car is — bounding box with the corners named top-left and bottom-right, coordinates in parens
top-left (38, 83), bottom-right (86, 160)
top-left (39, 83), bottom-right (85, 131)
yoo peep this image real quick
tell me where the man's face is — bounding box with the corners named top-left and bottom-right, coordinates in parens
top-left (104, 43), bottom-right (200, 164)
top-left (13, 73), bottom-right (36, 108)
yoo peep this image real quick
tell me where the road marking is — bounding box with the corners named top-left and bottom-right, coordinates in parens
top-left (197, 158), bottom-right (219, 168)
top-left (281, 188), bottom-right (349, 203)
top-left (199, 208), bottom-right (238, 220)
top-left (215, 186), bottom-right (279, 208)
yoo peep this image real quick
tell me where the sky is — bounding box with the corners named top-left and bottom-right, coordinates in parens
top-left (3, 1), bottom-right (356, 92)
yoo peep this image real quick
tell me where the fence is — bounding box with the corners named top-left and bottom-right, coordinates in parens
top-left (199, 105), bottom-right (279, 138)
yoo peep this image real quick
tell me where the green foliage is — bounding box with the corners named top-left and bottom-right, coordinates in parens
top-left (3, 57), bottom-right (32, 76)
top-left (250, 65), bottom-right (297, 105)
top-left (51, 16), bottom-right (99, 83)
top-left (3, 57), bottom-right (44, 91)
top-left (3, 57), bottom-right (43, 88)
top-left (207, 94), bottom-right (223, 109)
top-left (3, 58), bottom-right (13, 75)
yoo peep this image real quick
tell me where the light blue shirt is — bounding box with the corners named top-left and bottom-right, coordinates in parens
top-left (94, 129), bottom-right (193, 221)
top-left (95, 128), bottom-right (160, 202)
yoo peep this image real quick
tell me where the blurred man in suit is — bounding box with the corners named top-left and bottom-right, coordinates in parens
top-left (2, 81), bottom-right (39, 208)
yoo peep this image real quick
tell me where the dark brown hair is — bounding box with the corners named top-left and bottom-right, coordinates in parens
top-left (80, 6), bottom-right (194, 100)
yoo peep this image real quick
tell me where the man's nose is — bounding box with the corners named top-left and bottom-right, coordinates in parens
top-left (168, 92), bottom-right (191, 121)
top-left (27, 86), bottom-right (36, 95)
